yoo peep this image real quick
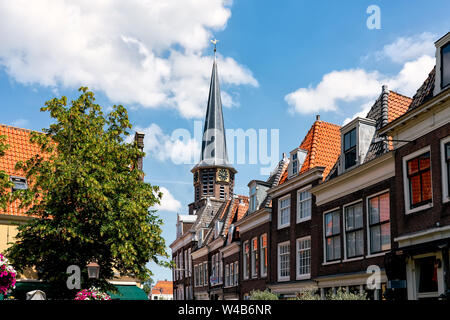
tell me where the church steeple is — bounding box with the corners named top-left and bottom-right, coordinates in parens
top-left (191, 41), bottom-right (236, 204)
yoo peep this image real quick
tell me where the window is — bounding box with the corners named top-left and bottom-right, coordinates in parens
top-left (344, 128), bottom-right (357, 169)
top-left (188, 248), bottom-right (192, 276)
top-left (251, 237), bottom-right (258, 278)
top-left (211, 254), bottom-right (217, 283)
top-left (443, 140), bottom-right (450, 202)
top-left (278, 196), bottom-right (290, 229)
top-left (201, 169), bottom-right (215, 196)
top-left (297, 237), bottom-right (311, 279)
top-left (225, 264), bottom-right (229, 287)
top-left (344, 202), bottom-right (364, 259)
top-left (260, 234), bottom-right (267, 277)
top-left (292, 153), bottom-right (298, 175)
top-left (180, 251), bottom-right (184, 279)
top-left (407, 152), bottom-right (432, 209)
top-left (234, 261), bottom-right (239, 285)
top-left (198, 264), bottom-right (203, 286)
top-left (243, 241), bottom-right (250, 279)
top-left (278, 242), bottom-right (290, 281)
top-left (417, 256), bottom-right (438, 294)
top-left (249, 185), bottom-right (257, 212)
top-left (220, 185), bottom-right (225, 200)
top-left (324, 209), bottom-right (341, 262)
top-left (442, 42), bottom-right (450, 88)
top-left (10, 176), bottom-right (27, 191)
top-left (194, 265), bottom-right (199, 287)
top-left (203, 262), bottom-right (208, 286)
top-left (219, 252), bottom-right (223, 284)
top-left (297, 189), bottom-right (312, 222)
top-left (368, 192), bottom-right (391, 254)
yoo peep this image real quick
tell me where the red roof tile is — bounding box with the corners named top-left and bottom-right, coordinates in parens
top-left (298, 120), bottom-right (341, 180)
top-left (151, 280), bottom-right (173, 295)
top-left (388, 91), bottom-right (412, 123)
top-left (0, 124), bottom-right (49, 217)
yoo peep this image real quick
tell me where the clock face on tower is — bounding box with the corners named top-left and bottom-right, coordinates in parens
top-left (216, 168), bottom-right (230, 182)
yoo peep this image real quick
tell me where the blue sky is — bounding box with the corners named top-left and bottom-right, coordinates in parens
top-left (0, 0), bottom-right (449, 282)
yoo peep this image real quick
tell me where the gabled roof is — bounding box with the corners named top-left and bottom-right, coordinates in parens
top-left (151, 280), bottom-right (173, 295)
top-left (408, 67), bottom-right (435, 111)
top-left (203, 195), bottom-right (249, 246)
top-left (298, 120), bottom-right (341, 179)
top-left (364, 89), bottom-right (412, 163)
top-left (326, 87), bottom-right (411, 180)
top-left (0, 124), bottom-right (49, 217)
top-left (278, 120), bottom-right (341, 185)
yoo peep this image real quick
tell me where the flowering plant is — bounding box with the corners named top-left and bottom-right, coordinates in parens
top-left (74, 287), bottom-right (111, 300)
top-left (0, 253), bottom-right (16, 295)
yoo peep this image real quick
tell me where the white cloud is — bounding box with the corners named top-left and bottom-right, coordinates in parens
top-left (375, 32), bottom-right (436, 64)
top-left (154, 187), bottom-right (182, 212)
top-left (285, 69), bottom-right (382, 114)
top-left (0, 0), bottom-right (257, 119)
top-left (286, 34), bottom-right (436, 117)
top-left (134, 123), bottom-right (200, 165)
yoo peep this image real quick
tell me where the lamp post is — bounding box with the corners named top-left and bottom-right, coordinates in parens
top-left (87, 262), bottom-right (100, 279)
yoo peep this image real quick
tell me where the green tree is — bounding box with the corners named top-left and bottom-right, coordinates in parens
top-left (249, 289), bottom-right (279, 300)
top-left (142, 277), bottom-right (154, 296)
top-left (6, 87), bottom-right (169, 298)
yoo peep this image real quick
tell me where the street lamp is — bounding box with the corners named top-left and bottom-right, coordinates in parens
top-left (87, 262), bottom-right (100, 279)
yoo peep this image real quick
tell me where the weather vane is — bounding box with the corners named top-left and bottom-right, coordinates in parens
top-left (210, 39), bottom-right (219, 59)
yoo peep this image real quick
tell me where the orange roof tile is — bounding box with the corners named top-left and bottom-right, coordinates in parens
top-left (388, 91), bottom-right (412, 123)
top-left (151, 280), bottom-right (173, 295)
top-left (297, 120), bottom-right (341, 180)
top-left (0, 124), bottom-right (49, 217)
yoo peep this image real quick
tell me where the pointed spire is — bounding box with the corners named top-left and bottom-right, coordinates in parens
top-left (193, 43), bottom-right (235, 172)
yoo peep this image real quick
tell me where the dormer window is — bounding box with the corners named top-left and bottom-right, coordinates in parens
top-left (288, 148), bottom-right (307, 179)
top-left (434, 33), bottom-right (450, 95)
top-left (249, 185), bottom-right (257, 212)
top-left (10, 176), bottom-right (27, 191)
top-left (344, 128), bottom-right (357, 169)
top-left (442, 41), bottom-right (450, 89)
top-left (214, 220), bottom-right (223, 238)
top-left (292, 153), bottom-right (298, 175)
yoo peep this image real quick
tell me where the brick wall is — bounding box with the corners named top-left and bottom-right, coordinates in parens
top-left (393, 123), bottom-right (450, 238)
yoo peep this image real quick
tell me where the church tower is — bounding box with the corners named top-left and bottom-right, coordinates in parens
top-left (191, 47), bottom-right (236, 205)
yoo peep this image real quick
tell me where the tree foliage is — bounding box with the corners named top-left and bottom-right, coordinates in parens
top-left (249, 289), bottom-right (279, 300)
top-left (6, 87), bottom-right (168, 298)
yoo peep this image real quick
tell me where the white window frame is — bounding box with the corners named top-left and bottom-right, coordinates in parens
top-left (296, 236), bottom-right (311, 280)
top-left (343, 200), bottom-right (364, 261)
top-left (366, 189), bottom-right (391, 257)
top-left (243, 240), bottom-right (250, 280)
top-left (323, 207), bottom-right (341, 264)
top-left (278, 194), bottom-right (291, 229)
top-left (402, 146), bottom-right (433, 214)
top-left (297, 185), bottom-right (312, 223)
top-left (277, 241), bottom-right (290, 282)
top-left (441, 136), bottom-right (450, 203)
top-left (260, 233), bottom-right (268, 278)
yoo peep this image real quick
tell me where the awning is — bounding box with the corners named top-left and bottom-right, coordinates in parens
top-left (10, 281), bottom-right (52, 300)
top-left (108, 285), bottom-right (148, 300)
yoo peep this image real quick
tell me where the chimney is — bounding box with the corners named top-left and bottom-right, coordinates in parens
top-left (134, 132), bottom-right (145, 179)
top-left (316, 114), bottom-right (320, 121)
